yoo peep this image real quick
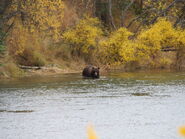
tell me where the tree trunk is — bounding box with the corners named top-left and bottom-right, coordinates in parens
top-left (108, 0), bottom-right (116, 30)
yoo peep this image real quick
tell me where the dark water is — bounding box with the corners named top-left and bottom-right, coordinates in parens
top-left (0, 71), bottom-right (185, 139)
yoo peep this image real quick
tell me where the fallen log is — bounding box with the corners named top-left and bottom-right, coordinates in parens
top-left (18, 65), bottom-right (42, 70)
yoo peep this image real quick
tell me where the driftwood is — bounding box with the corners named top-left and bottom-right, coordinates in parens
top-left (18, 65), bottom-right (42, 70)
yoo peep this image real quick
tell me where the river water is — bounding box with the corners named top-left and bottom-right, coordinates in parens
top-left (0, 71), bottom-right (185, 139)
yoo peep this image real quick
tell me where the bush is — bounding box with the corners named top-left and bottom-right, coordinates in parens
top-left (7, 22), bottom-right (46, 66)
top-left (98, 18), bottom-right (185, 69)
top-left (52, 44), bottom-right (72, 60)
top-left (99, 27), bottom-right (135, 64)
top-left (136, 18), bottom-right (183, 57)
top-left (15, 46), bottom-right (46, 66)
top-left (62, 16), bottom-right (103, 61)
top-left (136, 18), bottom-right (185, 68)
top-left (29, 50), bottom-right (46, 66)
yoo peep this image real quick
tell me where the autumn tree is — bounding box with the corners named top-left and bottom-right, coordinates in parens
top-left (4, 0), bottom-right (64, 41)
top-left (2, 0), bottom-right (65, 66)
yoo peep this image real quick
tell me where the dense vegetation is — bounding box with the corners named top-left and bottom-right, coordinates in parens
top-left (0, 0), bottom-right (185, 77)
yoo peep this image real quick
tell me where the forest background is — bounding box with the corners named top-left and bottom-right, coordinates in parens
top-left (0, 0), bottom-right (185, 78)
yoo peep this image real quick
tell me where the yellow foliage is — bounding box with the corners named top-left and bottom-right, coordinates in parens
top-left (7, 21), bottom-right (29, 56)
top-left (8, 0), bottom-right (65, 42)
top-left (87, 125), bottom-right (99, 139)
top-left (99, 18), bottom-right (185, 69)
top-left (137, 19), bottom-right (165, 58)
top-left (63, 16), bottom-right (102, 56)
top-left (119, 42), bottom-right (136, 62)
top-left (4, 1), bottom-right (185, 69)
top-left (5, 0), bottom-right (66, 66)
top-left (100, 27), bottom-right (135, 64)
top-left (136, 18), bottom-right (185, 60)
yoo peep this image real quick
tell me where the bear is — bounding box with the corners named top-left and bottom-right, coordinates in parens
top-left (82, 65), bottom-right (100, 78)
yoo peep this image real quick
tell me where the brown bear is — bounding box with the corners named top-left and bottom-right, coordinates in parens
top-left (82, 65), bottom-right (100, 78)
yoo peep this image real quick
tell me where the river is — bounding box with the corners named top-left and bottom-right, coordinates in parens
top-left (0, 71), bottom-right (185, 139)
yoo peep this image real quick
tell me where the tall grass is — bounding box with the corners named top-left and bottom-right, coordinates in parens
top-left (1, 63), bottom-right (24, 78)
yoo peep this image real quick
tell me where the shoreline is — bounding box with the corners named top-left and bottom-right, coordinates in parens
top-left (0, 65), bottom-right (83, 79)
top-left (1, 64), bottom-right (185, 80)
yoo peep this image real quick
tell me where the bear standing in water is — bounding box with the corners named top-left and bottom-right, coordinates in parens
top-left (82, 66), bottom-right (100, 78)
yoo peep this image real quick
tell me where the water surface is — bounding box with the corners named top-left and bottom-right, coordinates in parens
top-left (0, 71), bottom-right (185, 139)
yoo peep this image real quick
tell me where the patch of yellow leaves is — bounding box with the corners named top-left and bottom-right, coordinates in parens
top-left (9, 0), bottom-right (65, 42)
top-left (63, 16), bottom-right (102, 55)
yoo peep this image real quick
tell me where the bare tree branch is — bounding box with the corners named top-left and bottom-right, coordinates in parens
top-left (85, 0), bottom-right (92, 9)
top-left (127, 0), bottom-right (184, 28)
top-left (121, 0), bottom-right (135, 27)
top-left (2, 11), bottom-right (20, 22)
top-left (127, 8), bottom-right (156, 28)
top-left (150, 0), bottom-right (184, 24)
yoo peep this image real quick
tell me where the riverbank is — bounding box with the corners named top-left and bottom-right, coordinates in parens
top-left (1, 60), bottom-right (185, 80)
top-left (0, 62), bottom-right (83, 79)
top-left (22, 66), bottom-right (82, 76)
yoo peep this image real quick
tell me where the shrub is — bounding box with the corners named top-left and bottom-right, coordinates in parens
top-left (99, 18), bottom-right (185, 69)
top-left (136, 18), bottom-right (184, 57)
top-left (7, 22), bottom-right (46, 66)
top-left (51, 44), bottom-right (72, 61)
top-left (14, 45), bottom-right (46, 66)
top-left (135, 18), bottom-right (185, 68)
top-left (99, 27), bottom-right (135, 64)
top-left (62, 16), bottom-right (103, 60)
